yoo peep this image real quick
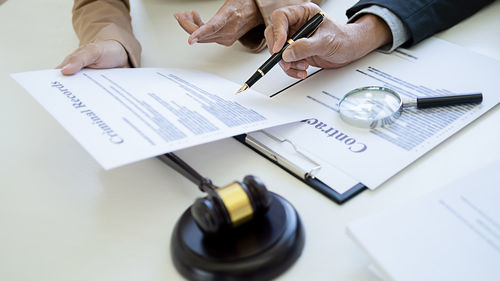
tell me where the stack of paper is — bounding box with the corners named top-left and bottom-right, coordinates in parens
top-left (347, 160), bottom-right (500, 281)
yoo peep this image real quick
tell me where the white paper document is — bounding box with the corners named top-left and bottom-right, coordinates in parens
top-left (249, 38), bottom-right (499, 193)
top-left (346, 159), bottom-right (500, 281)
top-left (12, 68), bottom-right (311, 169)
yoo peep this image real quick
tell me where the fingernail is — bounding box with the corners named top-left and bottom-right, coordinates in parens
top-left (61, 63), bottom-right (73, 71)
top-left (299, 72), bottom-right (306, 79)
top-left (60, 63), bottom-right (75, 75)
top-left (279, 61), bottom-right (289, 70)
top-left (188, 37), bottom-right (197, 45)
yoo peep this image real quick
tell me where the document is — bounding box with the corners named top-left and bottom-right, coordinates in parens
top-left (250, 38), bottom-right (499, 192)
top-left (11, 68), bottom-right (312, 169)
top-left (346, 159), bottom-right (500, 281)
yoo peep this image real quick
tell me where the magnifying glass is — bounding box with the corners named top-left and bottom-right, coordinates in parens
top-left (338, 86), bottom-right (483, 129)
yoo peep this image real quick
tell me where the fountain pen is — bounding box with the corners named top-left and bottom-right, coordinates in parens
top-left (236, 12), bottom-right (325, 94)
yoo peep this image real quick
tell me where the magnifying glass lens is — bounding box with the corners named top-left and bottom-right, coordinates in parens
top-left (338, 87), bottom-right (402, 128)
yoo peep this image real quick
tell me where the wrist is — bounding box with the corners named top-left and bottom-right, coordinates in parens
top-left (351, 14), bottom-right (392, 57)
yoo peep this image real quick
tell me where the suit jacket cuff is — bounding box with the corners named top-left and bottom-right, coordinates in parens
top-left (72, 0), bottom-right (142, 67)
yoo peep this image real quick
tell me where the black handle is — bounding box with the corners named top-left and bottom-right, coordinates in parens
top-left (158, 153), bottom-right (217, 193)
top-left (417, 93), bottom-right (483, 108)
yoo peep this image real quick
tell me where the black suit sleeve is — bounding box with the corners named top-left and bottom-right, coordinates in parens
top-left (346, 0), bottom-right (494, 46)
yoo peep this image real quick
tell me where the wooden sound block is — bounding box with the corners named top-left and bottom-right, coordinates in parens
top-left (170, 193), bottom-right (305, 281)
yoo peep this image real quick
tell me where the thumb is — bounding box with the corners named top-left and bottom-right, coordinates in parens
top-left (59, 44), bottom-right (101, 75)
top-left (282, 36), bottom-right (325, 62)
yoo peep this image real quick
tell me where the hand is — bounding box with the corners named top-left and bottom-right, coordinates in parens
top-left (57, 40), bottom-right (130, 76)
top-left (264, 3), bottom-right (392, 79)
top-left (174, 0), bottom-right (264, 46)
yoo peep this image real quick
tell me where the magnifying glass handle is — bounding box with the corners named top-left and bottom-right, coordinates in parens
top-left (416, 93), bottom-right (483, 108)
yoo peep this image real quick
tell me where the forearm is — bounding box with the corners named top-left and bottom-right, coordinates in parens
top-left (72, 0), bottom-right (142, 66)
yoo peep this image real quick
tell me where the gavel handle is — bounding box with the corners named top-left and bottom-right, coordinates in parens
top-left (157, 153), bottom-right (217, 193)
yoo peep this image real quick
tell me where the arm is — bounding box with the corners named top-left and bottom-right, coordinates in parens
top-left (73, 0), bottom-right (141, 66)
top-left (346, 0), bottom-right (494, 46)
top-left (58, 0), bottom-right (142, 75)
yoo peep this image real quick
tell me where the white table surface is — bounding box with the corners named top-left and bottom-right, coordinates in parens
top-left (1, 0), bottom-right (499, 280)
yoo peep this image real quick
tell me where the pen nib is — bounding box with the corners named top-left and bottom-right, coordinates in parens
top-left (236, 84), bottom-right (249, 94)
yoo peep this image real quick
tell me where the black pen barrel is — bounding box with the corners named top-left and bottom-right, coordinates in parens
top-left (261, 46), bottom-right (290, 72)
top-left (244, 71), bottom-right (265, 88)
top-left (245, 42), bottom-right (292, 87)
top-left (290, 13), bottom-right (325, 40)
top-left (241, 12), bottom-right (325, 90)
top-left (417, 93), bottom-right (483, 108)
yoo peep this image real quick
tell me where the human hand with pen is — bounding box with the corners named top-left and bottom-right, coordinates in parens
top-left (265, 3), bottom-right (392, 79)
top-left (174, 0), bottom-right (264, 47)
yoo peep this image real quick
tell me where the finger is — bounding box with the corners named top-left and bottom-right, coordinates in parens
top-left (282, 36), bottom-right (325, 62)
top-left (60, 60), bottom-right (84, 76)
top-left (192, 26), bottom-right (238, 45)
top-left (191, 10), bottom-right (204, 27)
top-left (268, 10), bottom-right (290, 53)
top-left (264, 25), bottom-right (275, 54)
top-left (284, 68), bottom-right (308, 79)
top-left (56, 56), bottom-right (71, 69)
top-left (189, 13), bottom-right (226, 44)
top-left (279, 60), bottom-right (291, 71)
top-left (268, 3), bottom-right (320, 53)
top-left (59, 44), bottom-right (101, 75)
top-left (175, 11), bottom-right (204, 36)
top-left (192, 31), bottom-right (226, 43)
top-left (278, 60), bottom-right (308, 77)
top-left (196, 37), bottom-right (236, 46)
top-left (289, 60), bottom-right (309, 71)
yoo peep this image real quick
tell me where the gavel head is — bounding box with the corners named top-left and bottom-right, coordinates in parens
top-left (190, 175), bottom-right (272, 235)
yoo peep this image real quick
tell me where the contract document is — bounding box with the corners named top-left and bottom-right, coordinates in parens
top-left (346, 159), bottom-right (500, 281)
top-left (11, 68), bottom-right (312, 169)
top-left (248, 38), bottom-right (499, 194)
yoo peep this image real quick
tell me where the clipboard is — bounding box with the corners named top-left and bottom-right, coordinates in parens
top-left (232, 69), bottom-right (366, 204)
top-left (234, 132), bottom-right (366, 204)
